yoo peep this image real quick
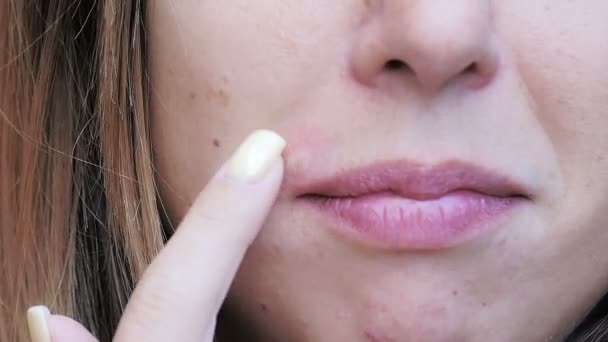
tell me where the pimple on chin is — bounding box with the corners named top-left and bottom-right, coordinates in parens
top-left (359, 301), bottom-right (399, 342)
top-left (363, 327), bottom-right (389, 342)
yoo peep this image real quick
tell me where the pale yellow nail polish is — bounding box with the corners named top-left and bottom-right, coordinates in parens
top-left (227, 130), bottom-right (286, 182)
top-left (27, 305), bottom-right (51, 342)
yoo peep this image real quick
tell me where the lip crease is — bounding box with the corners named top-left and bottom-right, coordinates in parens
top-left (291, 160), bottom-right (530, 250)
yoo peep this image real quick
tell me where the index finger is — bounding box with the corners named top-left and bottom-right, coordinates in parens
top-left (114, 130), bottom-right (286, 342)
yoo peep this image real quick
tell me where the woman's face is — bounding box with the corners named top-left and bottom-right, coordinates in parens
top-left (148, 1), bottom-right (608, 341)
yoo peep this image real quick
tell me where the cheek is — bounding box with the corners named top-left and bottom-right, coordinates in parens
top-left (496, 3), bottom-right (608, 220)
top-left (510, 20), bottom-right (608, 315)
top-left (496, 2), bottom-right (608, 162)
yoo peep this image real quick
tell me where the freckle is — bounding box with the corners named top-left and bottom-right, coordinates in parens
top-left (212, 138), bottom-right (221, 148)
top-left (217, 88), bottom-right (230, 107)
top-left (482, 302), bottom-right (487, 307)
top-left (260, 303), bottom-right (268, 312)
top-left (189, 92), bottom-right (196, 100)
top-left (452, 290), bottom-right (459, 296)
top-left (269, 243), bottom-right (283, 258)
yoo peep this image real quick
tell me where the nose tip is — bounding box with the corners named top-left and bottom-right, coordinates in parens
top-left (351, 1), bottom-right (499, 93)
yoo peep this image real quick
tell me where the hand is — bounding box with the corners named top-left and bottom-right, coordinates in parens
top-left (27, 130), bottom-right (286, 342)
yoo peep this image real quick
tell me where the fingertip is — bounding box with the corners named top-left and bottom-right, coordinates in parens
top-left (27, 305), bottom-right (51, 342)
top-left (48, 315), bottom-right (98, 342)
top-left (225, 129), bottom-right (287, 183)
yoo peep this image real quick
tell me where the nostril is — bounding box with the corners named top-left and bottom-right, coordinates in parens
top-left (463, 62), bottom-right (478, 74)
top-left (384, 59), bottom-right (408, 71)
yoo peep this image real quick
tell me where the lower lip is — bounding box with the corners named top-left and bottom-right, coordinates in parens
top-left (302, 191), bottom-right (524, 250)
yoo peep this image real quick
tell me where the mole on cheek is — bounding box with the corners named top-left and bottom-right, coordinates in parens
top-left (217, 89), bottom-right (230, 107)
top-left (204, 88), bottom-right (231, 107)
top-left (212, 138), bottom-right (221, 148)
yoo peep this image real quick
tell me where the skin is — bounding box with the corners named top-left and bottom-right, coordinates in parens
top-left (46, 1), bottom-right (608, 341)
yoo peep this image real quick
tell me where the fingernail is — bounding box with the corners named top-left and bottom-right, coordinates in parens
top-left (227, 130), bottom-right (286, 182)
top-left (27, 305), bottom-right (51, 342)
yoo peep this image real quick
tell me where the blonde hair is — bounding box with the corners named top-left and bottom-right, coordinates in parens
top-left (0, 1), bottom-right (164, 340)
top-left (1, 1), bottom-right (608, 341)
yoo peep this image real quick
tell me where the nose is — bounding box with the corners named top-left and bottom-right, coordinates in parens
top-left (351, 0), bottom-right (499, 93)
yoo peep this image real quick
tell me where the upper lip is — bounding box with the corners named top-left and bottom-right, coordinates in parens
top-left (290, 159), bottom-right (531, 200)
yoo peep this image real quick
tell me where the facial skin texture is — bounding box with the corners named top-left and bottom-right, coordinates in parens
top-left (148, 1), bottom-right (608, 341)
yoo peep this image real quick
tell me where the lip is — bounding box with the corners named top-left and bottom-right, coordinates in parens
top-left (292, 160), bottom-right (530, 250)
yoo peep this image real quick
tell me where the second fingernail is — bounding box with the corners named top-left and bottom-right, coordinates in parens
top-left (27, 305), bottom-right (51, 342)
top-left (227, 130), bottom-right (286, 182)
